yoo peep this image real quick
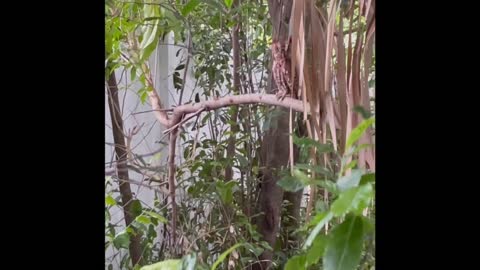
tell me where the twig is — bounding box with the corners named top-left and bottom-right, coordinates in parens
top-left (117, 177), bottom-right (169, 195)
top-left (163, 108), bottom-right (205, 134)
top-left (132, 109), bottom-right (173, 115)
top-left (168, 128), bottom-right (178, 251)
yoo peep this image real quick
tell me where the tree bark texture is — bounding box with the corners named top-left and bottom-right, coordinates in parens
top-left (107, 72), bottom-right (144, 267)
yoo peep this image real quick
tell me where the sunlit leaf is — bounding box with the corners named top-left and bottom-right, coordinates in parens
top-left (140, 259), bottom-right (182, 270)
top-left (345, 117), bottom-right (375, 151)
top-left (224, 0), bottom-right (234, 9)
top-left (331, 183), bottom-right (373, 216)
top-left (304, 212), bottom-right (334, 249)
top-left (105, 195), bottom-right (116, 206)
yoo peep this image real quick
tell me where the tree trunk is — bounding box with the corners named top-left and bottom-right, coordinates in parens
top-left (107, 72), bottom-right (144, 267)
top-left (252, 2), bottom-right (294, 269)
top-left (225, 0), bottom-right (242, 182)
top-left (282, 118), bottom-right (307, 250)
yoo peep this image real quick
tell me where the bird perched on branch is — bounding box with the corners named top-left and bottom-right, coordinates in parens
top-left (271, 38), bottom-right (296, 100)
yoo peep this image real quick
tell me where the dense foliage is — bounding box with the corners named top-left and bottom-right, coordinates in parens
top-left (105, 0), bottom-right (375, 269)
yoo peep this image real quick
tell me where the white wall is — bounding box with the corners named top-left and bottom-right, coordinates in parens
top-left (105, 33), bottom-right (194, 269)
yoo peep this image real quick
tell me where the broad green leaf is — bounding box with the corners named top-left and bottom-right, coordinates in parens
top-left (306, 234), bottom-right (328, 266)
top-left (285, 254), bottom-right (307, 270)
top-left (224, 0), bottom-right (234, 9)
top-left (277, 169), bottom-right (310, 192)
top-left (337, 169), bottom-right (363, 191)
top-left (361, 216), bottom-right (374, 235)
top-left (323, 215), bottom-right (364, 270)
top-left (211, 243), bottom-right (243, 270)
top-left (311, 179), bottom-right (339, 195)
top-left (140, 259), bottom-right (182, 270)
top-left (181, 0), bottom-right (201, 17)
top-left (359, 173), bottom-right (375, 186)
top-left (105, 195), bottom-right (116, 206)
top-left (144, 210), bottom-right (168, 224)
top-left (331, 183), bottom-right (373, 217)
top-left (130, 199), bottom-right (143, 218)
top-left (136, 215), bottom-right (151, 224)
top-left (113, 230), bottom-right (130, 249)
top-left (345, 117), bottom-right (375, 151)
top-left (304, 212), bottom-right (334, 249)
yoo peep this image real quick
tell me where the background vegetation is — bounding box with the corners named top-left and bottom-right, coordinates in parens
top-left (105, 0), bottom-right (375, 269)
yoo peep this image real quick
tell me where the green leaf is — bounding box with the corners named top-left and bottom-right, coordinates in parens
top-left (293, 136), bottom-right (334, 154)
top-left (130, 67), bottom-right (137, 81)
top-left (144, 210), bottom-right (168, 224)
top-left (337, 169), bottom-right (363, 191)
top-left (140, 259), bottom-right (182, 270)
top-left (304, 212), bottom-right (334, 249)
top-left (140, 4), bottom-right (162, 61)
top-left (306, 234), bottom-right (328, 266)
top-left (211, 243), bottom-right (243, 270)
top-left (361, 216), bottom-right (374, 235)
top-left (181, 0), bottom-right (201, 17)
top-left (341, 160), bottom-right (357, 174)
top-left (140, 90), bottom-right (148, 104)
top-left (295, 163), bottom-right (333, 178)
top-left (224, 0), bottom-right (234, 8)
top-left (105, 195), bottom-right (116, 206)
top-left (216, 181), bottom-right (235, 205)
top-left (331, 183), bottom-right (373, 217)
top-left (323, 215), bottom-right (364, 270)
top-left (130, 199), bottom-right (143, 218)
top-left (359, 173), bottom-right (375, 186)
top-left (311, 179), bottom-right (339, 195)
top-left (277, 169), bottom-right (310, 192)
top-left (113, 230), bottom-right (130, 249)
top-left (345, 117), bottom-right (375, 151)
top-left (285, 254), bottom-right (307, 270)
top-left (136, 215), bottom-right (151, 224)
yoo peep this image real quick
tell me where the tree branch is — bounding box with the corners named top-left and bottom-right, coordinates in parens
top-left (146, 89), bottom-right (306, 252)
top-left (149, 92), bottom-right (305, 129)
